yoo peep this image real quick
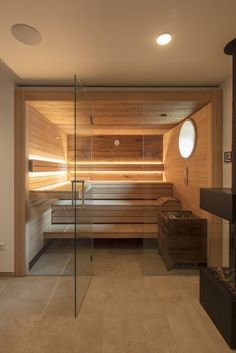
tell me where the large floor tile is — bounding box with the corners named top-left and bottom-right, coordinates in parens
top-left (0, 246), bottom-right (235, 353)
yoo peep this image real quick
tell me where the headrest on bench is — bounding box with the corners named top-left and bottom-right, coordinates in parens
top-left (156, 196), bottom-right (180, 205)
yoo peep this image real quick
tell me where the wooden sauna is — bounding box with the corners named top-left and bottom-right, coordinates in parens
top-left (14, 89), bottom-right (223, 275)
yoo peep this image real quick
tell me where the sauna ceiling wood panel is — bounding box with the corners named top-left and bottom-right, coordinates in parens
top-left (28, 100), bottom-right (207, 135)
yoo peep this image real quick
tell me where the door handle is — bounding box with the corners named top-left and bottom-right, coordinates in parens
top-left (71, 180), bottom-right (85, 209)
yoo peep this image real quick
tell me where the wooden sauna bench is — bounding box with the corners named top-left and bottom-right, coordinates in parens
top-left (30, 180), bottom-right (91, 200)
top-left (43, 182), bottom-right (181, 239)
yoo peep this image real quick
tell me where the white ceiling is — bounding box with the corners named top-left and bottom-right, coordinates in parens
top-left (0, 0), bottom-right (235, 86)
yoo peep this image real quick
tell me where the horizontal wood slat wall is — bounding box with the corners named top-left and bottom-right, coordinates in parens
top-left (67, 135), bottom-right (163, 181)
top-left (28, 174), bottom-right (67, 190)
top-left (69, 172), bottom-right (163, 182)
top-left (29, 160), bottom-right (67, 172)
top-left (67, 163), bottom-right (164, 171)
top-left (27, 104), bottom-right (68, 189)
top-left (67, 135), bottom-right (92, 162)
top-left (27, 104), bottom-right (67, 161)
top-left (67, 135), bottom-right (163, 162)
top-left (163, 102), bottom-right (223, 266)
top-left (164, 105), bottom-right (211, 215)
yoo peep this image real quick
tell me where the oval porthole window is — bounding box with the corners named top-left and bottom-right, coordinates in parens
top-left (178, 119), bottom-right (196, 159)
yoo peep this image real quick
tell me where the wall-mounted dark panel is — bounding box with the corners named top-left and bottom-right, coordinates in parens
top-left (200, 188), bottom-right (236, 222)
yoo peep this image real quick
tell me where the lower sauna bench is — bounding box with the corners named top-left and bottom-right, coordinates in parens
top-left (44, 224), bottom-right (157, 239)
top-left (43, 197), bottom-right (181, 239)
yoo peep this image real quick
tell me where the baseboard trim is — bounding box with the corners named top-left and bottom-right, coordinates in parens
top-left (0, 272), bottom-right (15, 277)
top-left (29, 240), bottom-right (52, 270)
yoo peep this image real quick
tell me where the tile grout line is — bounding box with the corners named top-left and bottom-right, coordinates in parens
top-left (41, 253), bottom-right (73, 316)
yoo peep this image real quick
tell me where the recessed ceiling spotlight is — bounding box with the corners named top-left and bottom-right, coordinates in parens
top-left (156, 33), bottom-right (172, 46)
top-left (11, 24), bottom-right (42, 45)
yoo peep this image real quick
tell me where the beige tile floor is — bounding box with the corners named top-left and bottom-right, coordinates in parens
top-left (0, 247), bottom-right (234, 353)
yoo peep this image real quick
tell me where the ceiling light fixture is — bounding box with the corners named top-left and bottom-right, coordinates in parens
top-left (11, 24), bottom-right (42, 45)
top-left (156, 33), bottom-right (172, 46)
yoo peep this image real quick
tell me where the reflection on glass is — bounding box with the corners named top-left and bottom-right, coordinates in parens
top-left (178, 119), bottom-right (196, 158)
top-left (74, 76), bottom-right (93, 316)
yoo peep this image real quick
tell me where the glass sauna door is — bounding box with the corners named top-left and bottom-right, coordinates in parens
top-left (73, 76), bottom-right (93, 316)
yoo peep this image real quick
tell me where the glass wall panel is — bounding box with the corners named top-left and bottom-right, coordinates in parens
top-left (74, 76), bottom-right (93, 316)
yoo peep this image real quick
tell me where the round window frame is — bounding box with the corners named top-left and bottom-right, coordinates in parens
top-left (178, 119), bottom-right (197, 159)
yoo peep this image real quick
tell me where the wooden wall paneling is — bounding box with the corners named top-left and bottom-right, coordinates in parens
top-left (29, 174), bottom-right (68, 190)
top-left (14, 97), bottom-right (67, 276)
top-left (26, 105), bottom-right (69, 272)
top-left (67, 163), bottom-right (164, 171)
top-left (92, 135), bottom-right (143, 161)
top-left (144, 136), bottom-right (163, 161)
top-left (27, 104), bottom-right (68, 190)
top-left (207, 92), bottom-right (223, 266)
top-left (207, 93), bottom-right (223, 186)
top-left (163, 98), bottom-right (223, 266)
top-left (27, 104), bottom-right (67, 161)
top-left (67, 171), bottom-right (163, 182)
top-left (67, 135), bottom-right (92, 164)
top-left (29, 160), bottom-right (67, 172)
top-left (67, 134), bottom-right (164, 182)
top-left (28, 101), bottom-right (87, 134)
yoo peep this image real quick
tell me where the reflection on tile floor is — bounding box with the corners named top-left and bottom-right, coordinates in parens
top-left (29, 239), bottom-right (199, 276)
top-left (0, 240), bottom-right (234, 353)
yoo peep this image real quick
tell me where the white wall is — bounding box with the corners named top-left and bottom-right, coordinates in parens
top-left (221, 75), bottom-right (232, 266)
top-left (0, 61), bottom-right (15, 272)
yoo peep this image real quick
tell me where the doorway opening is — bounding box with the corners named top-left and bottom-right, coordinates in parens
top-left (15, 86), bottom-right (223, 316)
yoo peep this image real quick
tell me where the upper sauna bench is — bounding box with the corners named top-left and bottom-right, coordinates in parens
top-left (30, 180), bottom-right (91, 199)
